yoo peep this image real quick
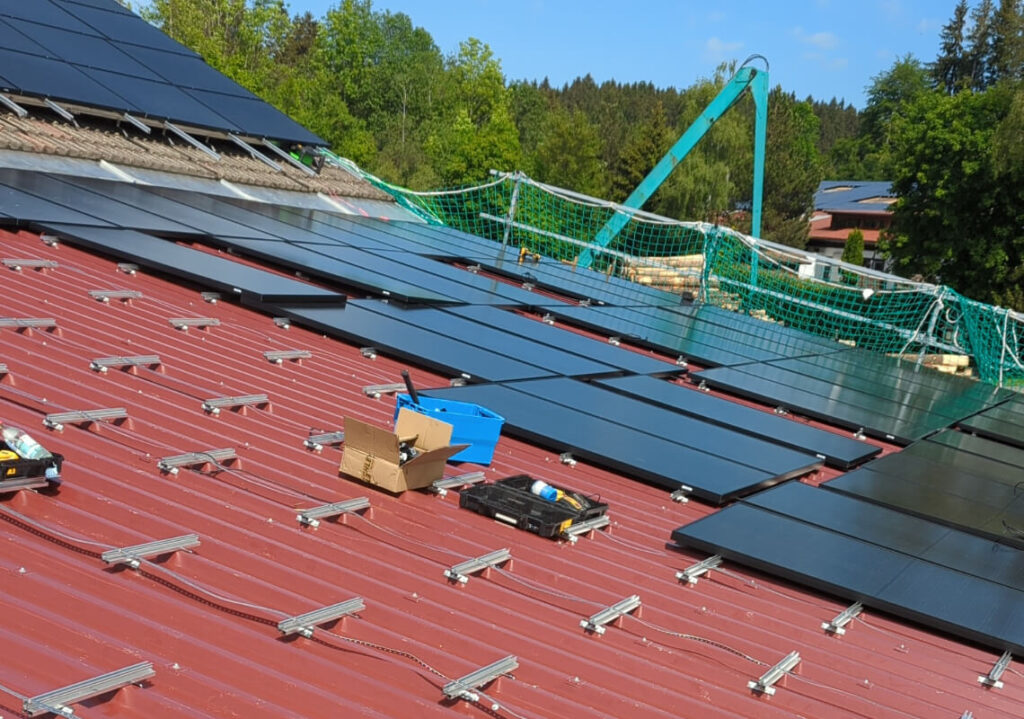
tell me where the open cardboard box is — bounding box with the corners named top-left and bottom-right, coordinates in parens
top-left (340, 408), bottom-right (469, 493)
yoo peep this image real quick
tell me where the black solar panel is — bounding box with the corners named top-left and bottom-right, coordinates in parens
top-left (673, 483), bottom-right (1024, 654)
top-left (423, 382), bottom-right (797, 504)
top-left (0, 0), bottom-right (322, 144)
top-left (595, 374), bottom-right (880, 469)
top-left (275, 304), bottom-right (556, 383)
top-left (40, 223), bottom-right (346, 305)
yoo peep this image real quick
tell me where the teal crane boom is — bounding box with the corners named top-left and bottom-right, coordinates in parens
top-left (580, 60), bottom-right (768, 268)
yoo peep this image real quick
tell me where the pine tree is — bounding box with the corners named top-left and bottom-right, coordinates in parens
top-left (932, 0), bottom-right (970, 93)
top-left (990, 0), bottom-right (1024, 84)
top-left (966, 0), bottom-right (996, 90)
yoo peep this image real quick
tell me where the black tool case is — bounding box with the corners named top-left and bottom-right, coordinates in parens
top-left (459, 475), bottom-right (608, 538)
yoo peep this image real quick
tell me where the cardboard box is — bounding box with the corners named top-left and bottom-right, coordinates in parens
top-left (340, 408), bottom-right (468, 493)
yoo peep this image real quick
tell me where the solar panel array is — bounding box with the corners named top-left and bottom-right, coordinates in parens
top-left (4, 154), bottom-right (1021, 653)
top-left (0, 0), bottom-right (322, 144)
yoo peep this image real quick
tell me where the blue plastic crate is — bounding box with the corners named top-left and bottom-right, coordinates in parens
top-left (394, 394), bottom-right (505, 465)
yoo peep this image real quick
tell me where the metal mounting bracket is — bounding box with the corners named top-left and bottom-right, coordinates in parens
top-left (561, 514), bottom-right (610, 543)
top-left (560, 452), bottom-right (577, 467)
top-left (362, 382), bottom-right (406, 398)
top-left (296, 497), bottom-right (369, 527)
top-left (201, 292), bottom-right (220, 304)
top-left (0, 318), bottom-right (57, 331)
top-left (278, 597), bottom-right (365, 637)
top-left (164, 121), bottom-right (220, 160)
top-left (608, 336), bottom-right (621, 346)
top-left (273, 317), bottom-right (291, 329)
top-left (121, 112), bottom-right (151, 134)
top-left (676, 554), bottom-right (723, 585)
top-left (101, 534), bottom-right (200, 569)
top-left (822, 601), bottom-right (863, 635)
top-left (3, 259), bottom-right (57, 271)
top-left (170, 317), bottom-right (220, 331)
top-left (444, 548), bottom-right (511, 584)
top-left (201, 394), bottom-right (269, 415)
top-left (23, 661), bottom-right (155, 717)
top-left (581, 595), bottom-right (641, 634)
top-left (0, 93), bottom-right (28, 117)
top-left (157, 448), bottom-right (236, 475)
top-left (978, 650), bottom-right (1012, 689)
top-left (90, 355), bottom-right (161, 373)
top-left (432, 471), bottom-right (486, 497)
top-left (303, 430), bottom-right (345, 453)
top-left (228, 133), bottom-right (283, 172)
top-left (442, 655), bottom-right (518, 703)
top-left (749, 650), bottom-right (800, 695)
top-left (670, 485), bottom-right (694, 503)
top-left (117, 263), bottom-right (138, 275)
top-left (44, 408), bottom-right (128, 432)
top-left (264, 349), bottom-right (310, 364)
top-left (360, 347), bottom-right (378, 360)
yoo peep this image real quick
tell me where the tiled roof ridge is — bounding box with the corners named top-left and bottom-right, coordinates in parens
top-left (0, 113), bottom-right (391, 202)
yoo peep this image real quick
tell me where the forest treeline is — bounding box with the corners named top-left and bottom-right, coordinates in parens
top-left (141, 0), bottom-right (1023, 307)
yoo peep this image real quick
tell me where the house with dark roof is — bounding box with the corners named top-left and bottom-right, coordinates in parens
top-left (1, 3), bottom-right (1023, 719)
top-left (808, 180), bottom-right (896, 270)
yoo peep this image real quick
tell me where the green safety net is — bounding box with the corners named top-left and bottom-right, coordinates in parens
top-left (334, 161), bottom-right (1024, 388)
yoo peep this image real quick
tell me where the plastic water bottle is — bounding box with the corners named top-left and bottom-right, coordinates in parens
top-left (531, 479), bottom-right (560, 502)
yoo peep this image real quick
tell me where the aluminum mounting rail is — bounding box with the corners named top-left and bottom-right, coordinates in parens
top-left (89, 289), bottom-right (143, 303)
top-left (444, 548), bottom-right (511, 585)
top-left (0, 475), bottom-right (52, 494)
top-left (201, 394), bottom-right (269, 415)
top-left (748, 650), bottom-right (800, 695)
top-left (676, 555), bottom-right (723, 585)
top-left (362, 382), bottom-right (406, 398)
top-left (264, 349), bottom-right (311, 364)
top-left (0, 93), bottom-right (28, 117)
top-left (90, 355), bottom-right (161, 373)
top-left (431, 471), bottom-right (486, 497)
top-left (978, 650), bottom-right (1013, 689)
top-left (0, 318), bottom-right (56, 330)
top-left (229, 133), bottom-right (283, 172)
top-left (561, 514), bottom-right (610, 543)
top-left (23, 661), bottom-right (155, 717)
top-left (442, 655), bottom-right (518, 702)
top-left (277, 597), bottom-right (365, 637)
top-left (581, 595), bottom-right (641, 634)
top-left (157, 448), bottom-right (236, 475)
top-left (261, 138), bottom-right (316, 176)
top-left (296, 497), bottom-right (369, 527)
top-left (169, 317), bottom-right (220, 331)
top-left (164, 121), bottom-right (220, 160)
top-left (101, 534), bottom-right (200, 569)
top-left (43, 408), bottom-right (128, 431)
top-left (822, 601), bottom-right (863, 635)
top-left (303, 430), bottom-right (345, 452)
top-left (2, 259), bottom-right (57, 271)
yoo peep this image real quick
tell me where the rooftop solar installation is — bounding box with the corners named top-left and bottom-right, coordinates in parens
top-left (507, 377), bottom-right (823, 480)
top-left (443, 305), bottom-right (683, 376)
top-left (928, 427), bottom-right (1024, 470)
top-left (539, 304), bottom-right (783, 366)
top-left (350, 301), bottom-right (619, 378)
top-left (40, 223), bottom-right (346, 304)
top-left (693, 362), bottom-right (1005, 443)
top-left (959, 401), bottom-right (1024, 449)
top-left (673, 490), bottom-right (1024, 655)
top-left (595, 374), bottom-right (880, 468)
top-left (825, 444), bottom-right (1024, 547)
top-left (210, 235), bottom-right (455, 304)
top-left (275, 303), bottom-right (556, 382)
top-left (423, 382), bottom-right (805, 504)
top-left (0, 0), bottom-right (323, 144)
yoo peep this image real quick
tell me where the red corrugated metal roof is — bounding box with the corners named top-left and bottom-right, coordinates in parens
top-left (1, 228), bottom-right (1021, 718)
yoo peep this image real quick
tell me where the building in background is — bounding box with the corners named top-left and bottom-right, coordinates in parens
top-left (807, 180), bottom-right (895, 269)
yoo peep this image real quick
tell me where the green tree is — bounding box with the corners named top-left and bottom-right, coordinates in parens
top-left (608, 102), bottom-right (673, 202)
top-left (932, 0), bottom-right (970, 93)
top-left (885, 84), bottom-right (1024, 308)
top-left (760, 89), bottom-right (822, 248)
top-left (841, 228), bottom-right (865, 265)
top-left (965, 0), bottom-right (996, 89)
top-left (990, 0), bottom-right (1024, 84)
top-left (531, 108), bottom-right (607, 196)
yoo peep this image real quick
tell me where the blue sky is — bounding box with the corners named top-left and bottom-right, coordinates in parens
top-left (290, 0), bottom-right (951, 108)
